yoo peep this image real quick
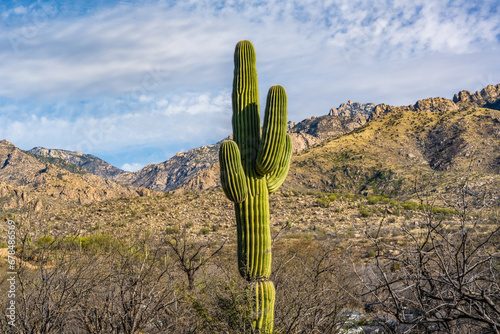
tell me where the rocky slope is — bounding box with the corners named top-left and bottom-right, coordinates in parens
top-left (0, 140), bottom-right (148, 211)
top-left (288, 114), bottom-right (368, 153)
top-left (11, 84), bottom-right (500, 198)
top-left (114, 140), bottom-right (224, 192)
top-left (178, 84), bottom-right (500, 199)
top-left (29, 147), bottom-right (125, 179)
top-left (288, 106), bottom-right (500, 204)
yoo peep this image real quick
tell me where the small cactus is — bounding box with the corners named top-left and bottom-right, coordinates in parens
top-left (219, 40), bottom-right (292, 333)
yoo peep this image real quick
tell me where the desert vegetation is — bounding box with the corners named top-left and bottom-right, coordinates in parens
top-left (1, 172), bottom-right (498, 333)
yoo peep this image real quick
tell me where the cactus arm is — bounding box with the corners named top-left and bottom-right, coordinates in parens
top-left (219, 140), bottom-right (248, 203)
top-left (266, 133), bottom-right (292, 194)
top-left (232, 40), bottom-right (260, 174)
top-left (256, 85), bottom-right (288, 176)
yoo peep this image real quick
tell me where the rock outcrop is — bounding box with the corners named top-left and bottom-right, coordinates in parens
top-left (288, 114), bottom-right (367, 153)
top-left (329, 100), bottom-right (375, 117)
top-left (0, 140), bottom-right (141, 210)
top-left (414, 97), bottom-right (459, 113)
top-left (114, 140), bottom-right (223, 192)
top-left (29, 147), bottom-right (125, 179)
top-left (453, 84), bottom-right (500, 110)
top-left (370, 84), bottom-right (500, 121)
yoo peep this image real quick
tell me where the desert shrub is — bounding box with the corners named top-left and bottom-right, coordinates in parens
top-left (58, 234), bottom-right (121, 252)
top-left (328, 193), bottom-right (341, 201)
top-left (401, 200), bottom-right (418, 210)
top-left (35, 235), bottom-right (54, 247)
top-left (360, 209), bottom-right (371, 217)
top-left (429, 206), bottom-right (457, 216)
top-left (164, 226), bottom-right (180, 235)
top-left (199, 227), bottom-right (211, 235)
top-left (316, 197), bottom-right (330, 208)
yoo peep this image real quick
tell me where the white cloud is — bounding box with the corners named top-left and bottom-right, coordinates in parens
top-left (0, 1), bottom-right (497, 100)
top-left (121, 162), bottom-right (145, 172)
top-left (0, 0), bottom-right (499, 167)
top-left (1, 6), bottom-right (28, 19)
top-left (0, 91), bottom-right (232, 156)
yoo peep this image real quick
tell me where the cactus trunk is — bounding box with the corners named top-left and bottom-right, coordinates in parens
top-left (220, 40), bottom-right (292, 333)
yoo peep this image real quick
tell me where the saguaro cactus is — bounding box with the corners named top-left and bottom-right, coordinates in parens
top-left (219, 40), bottom-right (292, 333)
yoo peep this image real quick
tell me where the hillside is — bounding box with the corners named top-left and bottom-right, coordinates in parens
top-left (28, 147), bottom-right (125, 179)
top-left (0, 140), bottom-right (149, 212)
top-left (6, 84), bottom-right (500, 203)
top-left (287, 86), bottom-right (500, 205)
top-left (113, 140), bottom-right (224, 192)
top-left (178, 84), bottom-right (500, 203)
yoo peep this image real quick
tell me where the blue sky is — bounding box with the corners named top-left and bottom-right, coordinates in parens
top-left (0, 0), bottom-right (499, 171)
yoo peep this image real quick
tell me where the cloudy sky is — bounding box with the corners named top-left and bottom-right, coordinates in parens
top-left (0, 0), bottom-right (499, 171)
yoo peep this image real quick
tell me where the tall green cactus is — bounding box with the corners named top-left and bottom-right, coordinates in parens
top-left (219, 40), bottom-right (292, 333)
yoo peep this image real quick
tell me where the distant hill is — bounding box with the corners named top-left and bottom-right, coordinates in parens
top-left (18, 83), bottom-right (500, 201)
top-left (286, 85), bottom-right (500, 203)
top-left (176, 84), bottom-right (500, 203)
top-left (28, 147), bottom-right (125, 179)
top-left (113, 140), bottom-right (223, 192)
top-left (0, 140), bottom-right (149, 212)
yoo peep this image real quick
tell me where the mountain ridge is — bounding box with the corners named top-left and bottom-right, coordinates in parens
top-left (14, 83), bottom-right (500, 197)
top-left (0, 140), bottom-right (156, 212)
top-left (28, 146), bottom-right (125, 179)
top-left (177, 83), bottom-right (500, 197)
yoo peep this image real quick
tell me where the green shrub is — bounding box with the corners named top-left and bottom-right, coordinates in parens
top-left (164, 226), bottom-right (180, 235)
top-left (316, 197), bottom-right (330, 208)
top-left (390, 262), bottom-right (400, 272)
top-left (430, 207), bottom-right (458, 216)
top-left (402, 201), bottom-right (419, 210)
top-left (36, 235), bottom-right (54, 247)
top-left (366, 196), bottom-right (380, 205)
top-left (62, 234), bottom-right (118, 252)
top-left (328, 193), bottom-right (341, 201)
top-left (366, 195), bottom-right (391, 205)
top-left (199, 227), bottom-right (210, 235)
top-left (360, 209), bottom-right (371, 217)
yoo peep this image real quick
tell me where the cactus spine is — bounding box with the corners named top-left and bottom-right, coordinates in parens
top-left (219, 40), bottom-right (292, 333)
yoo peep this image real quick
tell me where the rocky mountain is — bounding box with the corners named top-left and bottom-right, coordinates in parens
top-left (113, 140), bottom-right (224, 192)
top-left (288, 113), bottom-right (368, 153)
top-left (175, 84), bottom-right (500, 199)
top-left (10, 84), bottom-right (500, 199)
top-left (453, 83), bottom-right (500, 110)
top-left (329, 100), bottom-right (375, 117)
top-left (287, 87), bottom-right (500, 203)
top-left (369, 84), bottom-right (500, 120)
top-left (0, 140), bottom-right (149, 211)
top-left (122, 107), bottom-right (373, 192)
top-left (29, 147), bottom-right (125, 179)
